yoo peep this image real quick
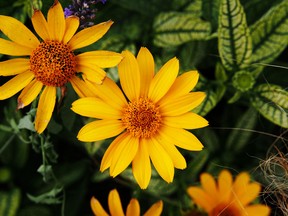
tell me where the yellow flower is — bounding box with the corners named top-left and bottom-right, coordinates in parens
top-left (72, 47), bottom-right (208, 189)
top-left (187, 170), bottom-right (271, 216)
top-left (0, 0), bottom-right (122, 133)
top-left (90, 189), bottom-right (163, 216)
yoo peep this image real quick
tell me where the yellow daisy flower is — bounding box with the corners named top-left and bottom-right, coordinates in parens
top-left (187, 169), bottom-right (271, 216)
top-left (71, 47), bottom-right (208, 189)
top-left (0, 0), bottom-right (122, 133)
top-left (90, 189), bottom-right (163, 216)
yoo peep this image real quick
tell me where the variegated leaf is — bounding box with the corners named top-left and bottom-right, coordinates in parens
top-left (153, 12), bottom-right (211, 47)
top-left (218, 0), bottom-right (252, 71)
top-left (250, 0), bottom-right (288, 64)
top-left (251, 84), bottom-right (288, 128)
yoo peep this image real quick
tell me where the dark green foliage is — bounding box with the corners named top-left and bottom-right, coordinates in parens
top-left (0, 0), bottom-right (287, 215)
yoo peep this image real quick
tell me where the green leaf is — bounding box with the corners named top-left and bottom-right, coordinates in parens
top-left (251, 84), bottom-right (288, 128)
top-left (218, 0), bottom-right (252, 71)
top-left (226, 107), bottom-right (258, 151)
top-left (228, 91), bottom-right (242, 104)
top-left (112, 0), bottom-right (169, 16)
top-left (242, 0), bottom-right (282, 25)
top-left (202, 0), bottom-right (220, 31)
top-left (153, 12), bottom-right (211, 47)
top-left (17, 206), bottom-right (52, 216)
top-left (193, 76), bottom-right (224, 116)
top-left (184, 0), bottom-right (202, 16)
top-left (18, 115), bottom-right (35, 132)
top-left (37, 164), bottom-right (53, 182)
top-left (97, 34), bottom-right (136, 54)
top-left (250, 0), bottom-right (288, 65)
top-left (0, 167), bottom-right (11, 183)
top-left (194, 128), bottom-right (220, 151)
top-left (27, 186), bottom-right (63, 205)
top-left (182, 150), bottom-right (209, 182)
top-left (193, 90), bottom-right (217, 116)
top-left (91, 170), bottom-right (110, 183)
top-left (178, 41), bottom-right (208, 71)
top-left (0, 188), bottom-right (21, 216)
top-left (215, 62), bottom-right (228, 81)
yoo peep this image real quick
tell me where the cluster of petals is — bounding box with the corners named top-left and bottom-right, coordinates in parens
top-left (90, 189), bottom-right (163, 216)
top-left (187, 169), bottom-right (271, 216)
top-left (72, 47), bottom-right (208, 189)
top-left (0, 0), bottom-right (122, 133)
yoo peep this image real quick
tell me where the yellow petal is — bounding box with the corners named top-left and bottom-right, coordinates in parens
top-left (132, 139), bottom-right (151, 189)
top-left (87, 77), bottom-right (127, 110)
top-left (90, 197), bottom-right (109, 216)
top-left (118, 50), bottom-right (141, 101)
top-left (110, 135), bottom-right (139, 177)
top-left (47, 1), bottom-right (65, 41)
top-left (100, 133), bottom-right (128, 172)
top-left (0, 38), bottom-right (33, 56)
top-left (136, 47), bottom-right (154, 97)
top-left (187, 187), bottom-right (215, 212)
top-left (77, 120), bottom-right (125, 142)
top-left (0, 71), bottom-right (34, 100)
top-left (200, 173), bottom-right (218, 198)
top-left (143, 200), bottom-right (163, 216)
top-left (159, 92), bottom-right (206, 116)
top-left (0, 15), bottom-right (39, 48)
top-left (159, 125), bottom-right (204, 151)
top-left (71, 97), bottom-right (122, 119)
top-left (155, 133), bottom-right (186, 169)
top-left (244, 205), bottom-right (271, 216)
top-left (147, 138), bottom-right (174, 183)
top-left (232, 172), bottom-right (250, 197)
top-left (76, 51), bottom-right (123, 68)
top-left (31, 10), bottom-right (50, 41)
top-left (35, 86), bottom-right (56, 134)
top-left (77, 64), bottom-right (106, 84)
top-left (160, 70), bottom-right (199, 103)
top-left (218, 170), bottom-right (233, 203)
top-left (126, 199), bottom-right (140, 216)
top-left (68, 20), bottom-right (113, 50)
top-left (69, 76), bottom-right (98, 98)
top-left (0, 58), bottom-right (30, 76)
top-left (18, 79), bottom-right (43, 109)
top-left (63, 16), bottom-right (79, 44)
top-left (148, 57), bottom-right (179, 103)
top-left (237, 183), bottom-right (261, 206)
top-left (163, 112), bottom-right (208, 129)
top-left (108, 189), bottom-right (125, 216)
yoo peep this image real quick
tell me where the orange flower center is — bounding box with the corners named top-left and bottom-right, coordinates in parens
top-left (30, 41), bottom-right (77, 87)
top-left (122, 98), bottom-right (162, 138)
top-left (210, 203), bottom-right (240, 216)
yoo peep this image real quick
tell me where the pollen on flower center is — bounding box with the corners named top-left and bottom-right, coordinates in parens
top-left (30, 41), bottom-right (77, 87)
top-left (122, 98), bottom-right (162, 138)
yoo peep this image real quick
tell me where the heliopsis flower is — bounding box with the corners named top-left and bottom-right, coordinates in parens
top-left (90, 189), bottom-right (163, 216)
top-left (0, 0), bottom-right (122, 133)
top-left (71, 47), bottom-right (208, 189)
top-left (187, 170), bottom-right (271, 216)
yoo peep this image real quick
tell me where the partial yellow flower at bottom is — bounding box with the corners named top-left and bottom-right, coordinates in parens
top-left (187, 170), bottom-right (271, 216)
top-left (0, 0), bottom-right (122, 133)
top-left (71, 47), bottom-right (208, 189)
top-left (90, 189), bottom-right (163, 216)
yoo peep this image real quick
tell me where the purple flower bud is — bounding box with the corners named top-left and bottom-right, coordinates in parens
top-left (64, 0), bottom-right (107, 28)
